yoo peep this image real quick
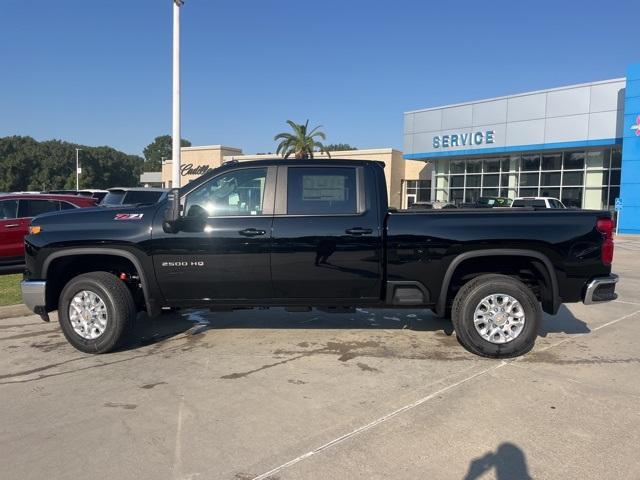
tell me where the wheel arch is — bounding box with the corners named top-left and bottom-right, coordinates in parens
top-left (42, 248), bottom-right (156, 316)
top-left (436, 249), bottom-right (559, 317)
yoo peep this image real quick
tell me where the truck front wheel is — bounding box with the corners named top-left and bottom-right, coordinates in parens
top-left (451, 274), bottom-right (541, 358)
top-left (58, 272), bottom-right (137, 354)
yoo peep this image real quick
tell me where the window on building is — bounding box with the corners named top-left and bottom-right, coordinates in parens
top-left (611, 149), bottom-right (622, 169)
top-left (483, 158), bottom-right (500, 173)
top-left (466, 175), bottom-right (481, 188)
top-left (561, 188), bottom-right (583, 208)
top-left (609, 170), bottom-right (621, 186)
top-left (542, 153), bottom-right (562, 170)
top-left (465, 189), bottom-right (480, 204)
top-left (540, 172), bottom-right (561, 186)
top-left (520, 173), bottom-right (539, 187)
top-left (562, 171), bottom-right (584, 186)
top-left (450, 189), bottom-right (464, 204)
top-left (432, 146), bottom-right (621, 210)
top-left (540, 188), bottom-right (560, 199)
top-left (405, 180), bottom-right (431, 202)
top-left (519, 188), bottom-right (538, 197)
top-left (483, 175), bottom-right (499, 187)
top-left (466, 159), bottom-right (482, 173)
top-left (451, 176), bottom-right (464, 188)
top-left (521, 155), bottom-right (540, 171)
top-left (563, 152), bottom-right (585, 170)
top-left (450, 160), bottom-right (465, 174)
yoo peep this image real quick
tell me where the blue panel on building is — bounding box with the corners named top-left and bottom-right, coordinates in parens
top-left (627, 79), bottom-right (640, 99)
top-left (619, 62), bottom-right (640, 234)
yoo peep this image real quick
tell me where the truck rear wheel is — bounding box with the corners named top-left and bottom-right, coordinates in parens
top-left (451, 274), bottom-right (540, 358)
top-left (58, 272), bottom-right (137, 354)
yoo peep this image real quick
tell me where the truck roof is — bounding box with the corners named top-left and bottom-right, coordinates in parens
top-left (176, 158), bottom-right (386, 194)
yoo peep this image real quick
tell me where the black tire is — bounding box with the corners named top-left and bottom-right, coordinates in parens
top-left (58, 271), bottom-right (137, 354)
top-left (451, 274), bottom-right (541, 358)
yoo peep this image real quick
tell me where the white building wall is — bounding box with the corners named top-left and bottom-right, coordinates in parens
top-left (404, 78), bottom-right (626, 158)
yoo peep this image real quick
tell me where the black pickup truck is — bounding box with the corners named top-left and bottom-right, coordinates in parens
top-left (21, 159), bottom-right (618, 357)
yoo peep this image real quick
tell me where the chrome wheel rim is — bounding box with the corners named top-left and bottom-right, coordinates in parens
top-left (473, 293), bottom-right (525, 344)
top-left (69, 290), bottom-right (108, 340)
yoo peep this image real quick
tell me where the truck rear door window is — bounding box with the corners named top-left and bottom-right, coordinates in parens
top-left (287, 167), bottom-right (357, 215)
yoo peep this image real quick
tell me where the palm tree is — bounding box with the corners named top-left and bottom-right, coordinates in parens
top-left (274, 120), bottom-right (331, 159)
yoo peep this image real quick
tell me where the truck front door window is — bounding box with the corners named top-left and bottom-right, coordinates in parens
top-left (185, 168), bottom-right (268, 217)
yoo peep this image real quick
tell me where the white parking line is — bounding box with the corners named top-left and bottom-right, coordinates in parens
top-left (252, 361), bottom-right (507, 480)
top-left (614, 299), bottom-right (640, 306)
top-left (251, 307), bottom-right (640, 480)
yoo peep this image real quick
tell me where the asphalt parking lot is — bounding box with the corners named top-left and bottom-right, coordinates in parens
top-left (2, 238), bottom-right (640, 480)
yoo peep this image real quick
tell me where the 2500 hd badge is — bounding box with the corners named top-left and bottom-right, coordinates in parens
top-left (161, 261), bottom-right (205, 267)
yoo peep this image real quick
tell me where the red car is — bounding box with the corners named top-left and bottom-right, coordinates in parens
top-left (0, 193), bottom-right (97, 271)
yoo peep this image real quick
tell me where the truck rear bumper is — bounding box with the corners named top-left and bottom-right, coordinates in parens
top-left (583, 274), bottom-right (618, 305)
top-left (21, 280), bottom-right (46, 312)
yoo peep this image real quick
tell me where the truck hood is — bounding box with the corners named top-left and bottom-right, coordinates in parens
top-left (32, 203), bottom-right (160, 224)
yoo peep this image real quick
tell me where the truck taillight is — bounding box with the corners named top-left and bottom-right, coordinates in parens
top-left (596, 217), bottom-right (614, 265)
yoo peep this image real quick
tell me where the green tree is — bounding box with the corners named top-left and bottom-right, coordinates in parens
top-left (0, 136), bottom-right (144, 192)
top-left (325, 143), bottom-right (356, 151)
top-left (274, 120), bottom-right (330, 159)
top-left (143, 135), bottom-right (192, 172)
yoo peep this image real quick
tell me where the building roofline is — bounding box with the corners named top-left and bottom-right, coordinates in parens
top-left (225, 148), bottom-right (402, 160)
top-left (180, 144), bottom-right (243, 152)
top-left (405, 77), bottom-right (627, 115)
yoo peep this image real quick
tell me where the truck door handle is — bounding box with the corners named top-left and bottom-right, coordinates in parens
top-left (4, 224), bottom-right (20, 228)
top-left (239, 228), bottom-right (266, 237)
top-left (345, 227), bottom-right (373, 236)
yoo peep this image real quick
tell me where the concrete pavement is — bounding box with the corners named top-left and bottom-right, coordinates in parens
top-left (1, 237), bottom-right (639, 479)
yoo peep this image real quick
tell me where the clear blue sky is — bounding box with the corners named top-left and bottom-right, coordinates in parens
top-left (0, 0), bottom-right (638, 157)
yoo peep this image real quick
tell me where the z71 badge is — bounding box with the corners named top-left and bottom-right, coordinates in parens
top-left (114, 213), bottom-right (144, 220)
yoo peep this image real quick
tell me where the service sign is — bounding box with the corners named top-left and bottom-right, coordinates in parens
top-left (433, 130), bottom-right (496, 149)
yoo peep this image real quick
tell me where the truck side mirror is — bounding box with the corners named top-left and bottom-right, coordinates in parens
top-left (163, 188), bottom-right (182, 233)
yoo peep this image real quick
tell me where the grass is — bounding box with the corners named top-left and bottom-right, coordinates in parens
top-left (0, 274), bottom-right (22, 306)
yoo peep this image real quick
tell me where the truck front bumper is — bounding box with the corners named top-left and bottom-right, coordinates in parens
top-left (21, 280), bottom-right (46, 312)
top-left (583, 274), bottom-right (618, 305)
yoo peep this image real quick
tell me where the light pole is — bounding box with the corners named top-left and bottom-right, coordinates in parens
top-left (172, 0), bottom-right (184, 188)
top-left (75, 148), bottom-right (82, 190)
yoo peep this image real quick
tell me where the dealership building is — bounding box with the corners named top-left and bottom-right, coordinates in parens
top-left (404, 62), bottom-right (640, 233)
top-left (150, 63), bottom-right (640, 232)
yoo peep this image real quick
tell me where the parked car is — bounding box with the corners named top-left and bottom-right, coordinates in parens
top-left (0, 194), bottom-right (97, 271)
top-left (100, 187), bottom-right (167, 207)
top-left (477, 196), bottom-right (513, 207)
top-left (77, 189), bottom-right (109, 202)
top-left (460, 197), bottom-right (512, 208)
top-left (22, 160), bottom-right (617, 357)
top-left (408, 201), bottom-right (457, 210)
top-left (46, 190), bottom-right (79, 195)
top-left (511, 197), bottom-right (566, 209)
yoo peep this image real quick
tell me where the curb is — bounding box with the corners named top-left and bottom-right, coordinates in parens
top-left (0, 304), bottom-right (32, 320)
